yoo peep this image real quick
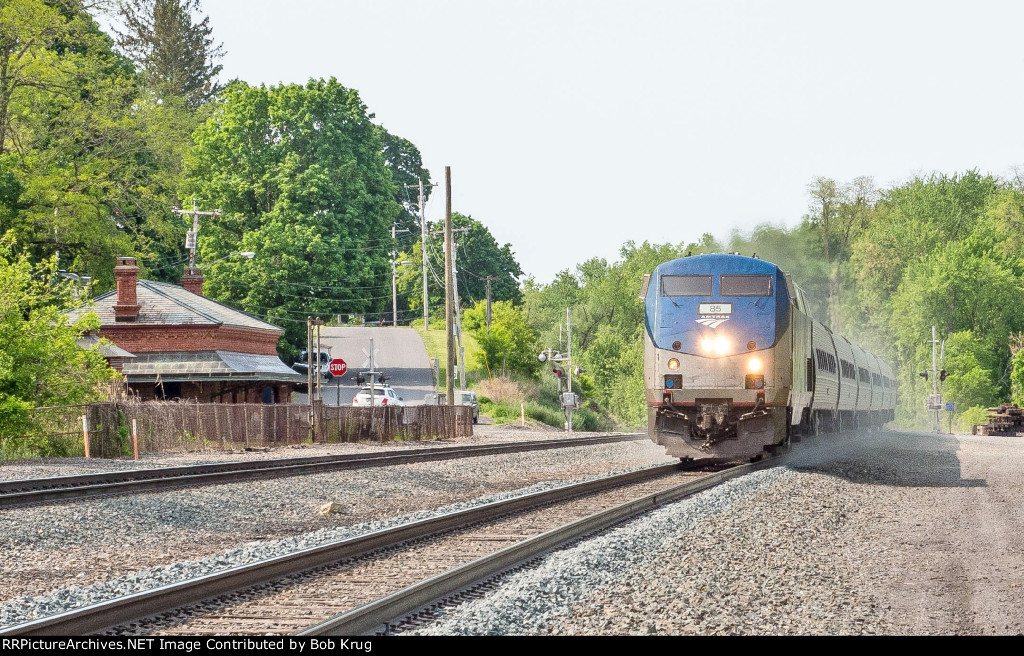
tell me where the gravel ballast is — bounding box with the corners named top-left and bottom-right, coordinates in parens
top-left (7, 428), bottom-right (1022, 635)
top-left (411, 430), bottom-right (1024, 636)
top-left (0, 465), bottom-right (670, 629)
top-left (0, 432), bottom-right (672, 626)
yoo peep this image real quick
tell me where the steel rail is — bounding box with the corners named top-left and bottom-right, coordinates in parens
top-left (301, 458), bottom-right (775, 636)
top-left (0, 460), bottom-right (682, 636)
top-left (0, 433), bottom-right (644, 508)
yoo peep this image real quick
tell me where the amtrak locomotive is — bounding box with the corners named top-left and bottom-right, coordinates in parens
top-left (643, 254), bottom-right (896, 460)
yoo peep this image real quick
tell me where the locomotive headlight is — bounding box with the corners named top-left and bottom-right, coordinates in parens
top-left (748, 357), bottom-right (763, 373)
top-left (667, 358), bottom-right (680, 370)
top-left (701, 337), bottom-right (714, 353)
top-left (713, 335), bottom-right (730, 356)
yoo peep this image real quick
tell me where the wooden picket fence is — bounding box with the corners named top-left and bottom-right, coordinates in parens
top-left (25, 400), bottom-right (474, 457)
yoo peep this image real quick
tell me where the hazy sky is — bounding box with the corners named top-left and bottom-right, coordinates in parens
top-left (167, 0), bottom-right (1024, 283)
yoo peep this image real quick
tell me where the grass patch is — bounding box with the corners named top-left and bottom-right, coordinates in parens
top-left (415, 326), bottom-right (486, 379)
top-left (480, 396), bottom-right (614, 431)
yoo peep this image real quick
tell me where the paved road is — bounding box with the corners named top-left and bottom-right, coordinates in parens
top-left (312, 327), bottom-right (436, 406)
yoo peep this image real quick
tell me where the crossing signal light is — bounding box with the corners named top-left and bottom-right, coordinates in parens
top-left (553, 365), bottom-right (564, 378)
top-left (940, 369), bottom-right (947, 382)
top-left (919, 371), bottom-right (928, 380)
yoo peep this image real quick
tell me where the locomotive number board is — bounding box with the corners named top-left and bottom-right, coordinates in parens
top-left (698, 302), bottom-right (732, 315)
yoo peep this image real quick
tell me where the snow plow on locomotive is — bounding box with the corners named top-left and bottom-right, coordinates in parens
top-left (643, 254), bottom-right (896, 460)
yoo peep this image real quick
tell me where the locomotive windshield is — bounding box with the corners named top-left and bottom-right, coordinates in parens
top-left (720, 275), bottom-right (772, 296)
top-left (661, 275), bottom-right (712, 296)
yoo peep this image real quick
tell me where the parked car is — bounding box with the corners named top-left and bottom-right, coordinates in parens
top-left (423, 390), bottom-right (479, 423)
top-left (352, 385), bottom-right (404, 407)
top-left (459, 390), bottom-right (480, 423)
top-left (293, 350), bottom-right (332, 378)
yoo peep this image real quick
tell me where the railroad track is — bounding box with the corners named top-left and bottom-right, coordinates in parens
top-left (0, 433), bottom-right (644, 508)
top-left (303, 457), bottom-right (773, 637)
top-left (0, 454), bottom-right (776, 636)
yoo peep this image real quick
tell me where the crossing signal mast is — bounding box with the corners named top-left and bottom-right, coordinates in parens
top-left (538, 308), bottom-right (583, 432)
top-left (925, 326), bottom-right (950, 433)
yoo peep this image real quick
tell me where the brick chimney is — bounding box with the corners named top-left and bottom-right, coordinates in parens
top-left (181, 266), bottom-right (204, 296)
top-left (113, 257), bottom-right (140, 322)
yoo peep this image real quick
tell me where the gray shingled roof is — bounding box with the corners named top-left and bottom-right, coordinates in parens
top-left (76, 280), bottom-right (283, 333)
top-left (122, 351), bottom-right (303, 383)
top-left (76, 335), bottom-right (136, 359)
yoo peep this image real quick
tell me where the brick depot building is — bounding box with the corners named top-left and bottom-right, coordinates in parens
top-left (72, 257), bottom-right (301, 403)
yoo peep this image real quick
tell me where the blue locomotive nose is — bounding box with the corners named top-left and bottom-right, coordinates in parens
top-left (644, 254), bottom-right (789, 354)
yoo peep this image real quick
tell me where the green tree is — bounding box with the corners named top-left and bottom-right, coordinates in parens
top-left (182, 78), bottom-right (402, 355)
top-left (113, 0), bottom-right (224, 107)
top-left (851, 171), bottom-right (1001, 339)
top-left (464, 300), bottom-right (540, 378)
top-left (806, 176), bottom-right (877, 334)
top-left (0, 0), bottom-right (81, 156)
top-left (941, 331), bottom-right (998, 413)
top-left (378, 128), bottom-right (430, 235)
top-left (0, 156), bottom-right (21, 230)
top-left (0, 0), bottom-right (191, 290)
top-left (0, 234), bottom-right (116, 456)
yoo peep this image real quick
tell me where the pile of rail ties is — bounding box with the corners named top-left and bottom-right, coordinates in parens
top-left (973, 404), bottom-right (1024, 436)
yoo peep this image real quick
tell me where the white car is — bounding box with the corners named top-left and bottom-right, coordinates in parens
top-left (352, 385), bottom-right (404, 407)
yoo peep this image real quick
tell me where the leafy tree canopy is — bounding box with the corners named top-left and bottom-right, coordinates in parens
top-left (378, 128), bottom-right (430, 236)
top-left (0, 0), bottom-right (191, 290)
top-left (464, 299), bottom-right (540, 378)
top-left (0, 233), bottom-right (116, 455)
top-left (181, 78), bottom-right (402, 355)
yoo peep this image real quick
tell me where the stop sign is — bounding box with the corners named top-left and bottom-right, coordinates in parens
top-left (328, 358), bottom-right (348, 376)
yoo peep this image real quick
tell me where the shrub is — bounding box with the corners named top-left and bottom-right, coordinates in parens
top-left (475, 376), bottom-right (526, 405)
top-left (955, 405), bottom-right (992, 434)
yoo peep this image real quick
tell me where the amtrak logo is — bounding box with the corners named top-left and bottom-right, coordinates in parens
top-left (695, 316), bottom-right (730, 329)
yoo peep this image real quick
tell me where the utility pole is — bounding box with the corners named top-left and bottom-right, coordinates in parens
top-left (390, 222), bottom-right (410, 327)
top-left (369, 336), bottom-right (376, 430)
top-left (306, 317), bottom-right (313, 439)
top-left (485, 276), bottom-right (496, 332)
top-left (314, 317), bottom-right (324, 404)
top-left (452, 240), bottom-right (466, 390)
top-left (444, 167), bottom-right (455, 406)
top-left (434, 224), bottom-right (469, 389)
top-left (392, 222), bottom-right (399, 328)
top-left (305, 316), bottom-right (324, 440)
top-left (171, 198), bottom-right (221, 269)
top-left (566, 307), bottom-right (574, 432)
top-left (405, 179), bottom-right (437, 331)
top-left (420, 179), bottom-right (428, 330)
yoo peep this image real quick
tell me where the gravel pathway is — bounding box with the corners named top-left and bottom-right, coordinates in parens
top-left (411, 430), bottom-right (1024, 635)
top-left (0, 434), bottom-right (671, 626)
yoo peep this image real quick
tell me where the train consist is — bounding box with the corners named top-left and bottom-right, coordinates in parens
top-left (643, 254), bottom-right (896, 460)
